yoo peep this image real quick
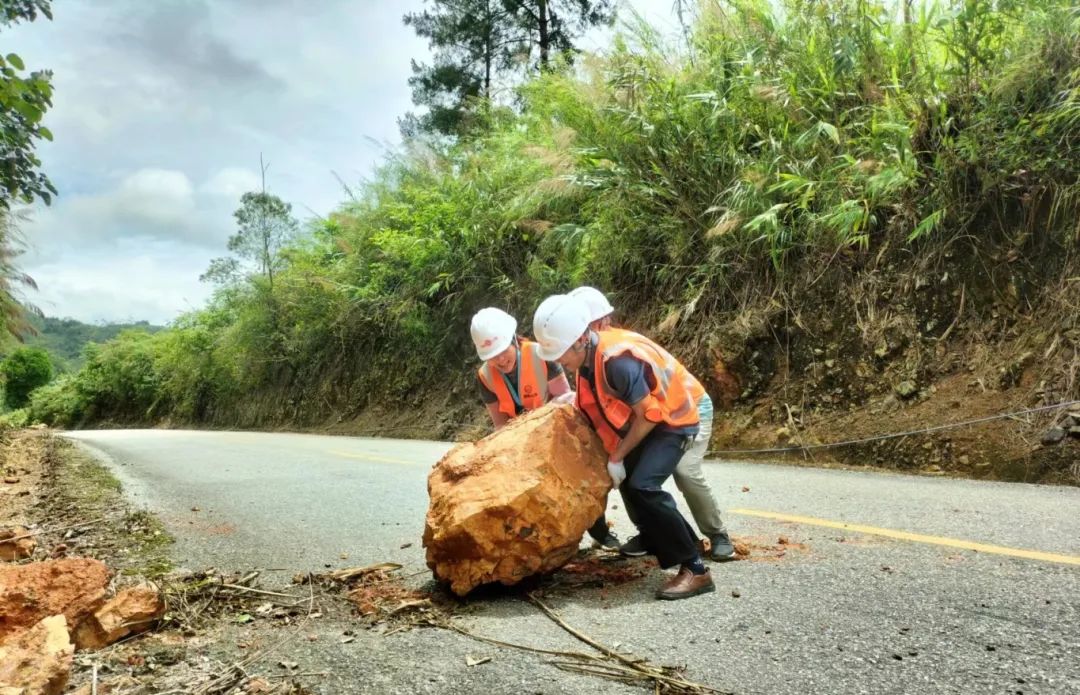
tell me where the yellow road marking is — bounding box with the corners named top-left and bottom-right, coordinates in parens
top-left (727, 508), bottom-right (1080, 567)
top-left (328, 450), bottom-right (417, 466)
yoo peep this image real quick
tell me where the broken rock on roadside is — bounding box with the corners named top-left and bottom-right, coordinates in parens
top-left (72, 584), bottom-right (166, 651)
top-left (0, 558), bottom-right (110, 641)
top-left (0, 615), bottom-right (74, 695)
top-left (0, 527), bottom-right (35, 562)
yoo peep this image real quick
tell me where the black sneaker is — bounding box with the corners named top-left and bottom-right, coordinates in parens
top-left (709, 531), bottom-right (736, 561)
top-left (619, 534), bottom-right (649, 557)
top-left (596, 532), bottom-right (621, 551)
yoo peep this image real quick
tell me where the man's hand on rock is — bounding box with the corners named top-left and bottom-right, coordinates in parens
top-left (607, 460), bottom-right (626, 487)
top-left (551, 392), bottom-right (576, 405)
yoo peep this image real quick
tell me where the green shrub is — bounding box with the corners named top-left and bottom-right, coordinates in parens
top-left (0, 407), bottom-right (29, 429)
top-left (27, 375), bottom-right (83, 427)
top-left (1, 346), bottom-right (53, 409)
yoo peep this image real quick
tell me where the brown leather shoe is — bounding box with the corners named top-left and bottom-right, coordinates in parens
top-left (656, 567), bottom-right (715, 600)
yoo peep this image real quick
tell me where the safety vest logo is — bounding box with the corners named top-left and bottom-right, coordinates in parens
top-left (522, 384), bottom-right (537, 398)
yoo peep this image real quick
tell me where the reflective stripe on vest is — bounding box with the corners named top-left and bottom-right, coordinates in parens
top-left (575, 328), bottom-right (705, 455)
top-left (477, 340), bottom-right (549, 419)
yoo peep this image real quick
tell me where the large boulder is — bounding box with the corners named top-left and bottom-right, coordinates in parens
top-left (0, 615), bottom-right (74, 695)
top-left (423, 403), bottom-right (610, 595)
top-left (73, 584), bottom-right (166, 650)
top-left (0, 558), bottom-right (111, 641)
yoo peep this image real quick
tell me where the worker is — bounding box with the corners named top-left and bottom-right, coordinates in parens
top-left (567, 286), bottom-right (735, 561)
top-left (532, 294), bottom-right (714, 600)
top-left (470, 307), bottom-right (620, 550)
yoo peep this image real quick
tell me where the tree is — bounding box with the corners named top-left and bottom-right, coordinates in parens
top-left (403, 0), bottom-right (523, 138)
top-left (1, 0), bottom-right (56, 210)
top-left (1, 344), bottom-right (51, 408)
top-left (402, 0), bottom-right (615, 137)
top-left (202, 160), bottom-right (298, 290)
top-left (0, 210), bottom-right (37, 340)
top-left (506, 0), bottom-right (616, 71)
top-left (227, 191), bottom-right (297, 290)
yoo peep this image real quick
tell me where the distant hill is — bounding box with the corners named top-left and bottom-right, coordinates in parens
top-left (21, 315), bottom-right (164, 370)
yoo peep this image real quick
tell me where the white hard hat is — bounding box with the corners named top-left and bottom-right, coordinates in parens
top-left (532, 295), bottom-right (591, 361)
top-left (470, 308), bottom-right (517, 361)
top-left (568, 286), bottom-right (615, 322)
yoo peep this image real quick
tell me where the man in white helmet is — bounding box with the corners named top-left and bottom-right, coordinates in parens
top-left (533, 294), bottom-right (714, 600)
top-left (568, 287), bottom-right (735, 561)
top-left (470, 307), bottom-right (620, 550)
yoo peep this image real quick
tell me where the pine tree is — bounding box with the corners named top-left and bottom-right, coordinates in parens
top-left (402, 0), bottom-right (615, 137)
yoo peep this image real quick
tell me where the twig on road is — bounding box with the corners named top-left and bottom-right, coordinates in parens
top-left (322, 562), bottom-right (403, 583)
top-left (412, 595), bottom-right (729, 694)
top-left (219, 583), bottom-right (305, 600)
top-left (194, 575), bottom-right (319, 694)
top-left (528, 593), bottom-right (731, 694)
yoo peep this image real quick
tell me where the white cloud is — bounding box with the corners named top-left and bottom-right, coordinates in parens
top-left (200, 168), bottom-right (262, 198)
top-left (90, 168), bottom-right (196, 227)
top-left (18, 168), bottom-right (226, 262)
top-left (24, 241), bottom-right (215, 324)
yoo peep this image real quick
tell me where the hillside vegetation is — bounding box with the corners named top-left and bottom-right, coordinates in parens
top-left (28, 0), bottom-right (1080, 482)
top-left (22, 316), bottom-right (162, 370)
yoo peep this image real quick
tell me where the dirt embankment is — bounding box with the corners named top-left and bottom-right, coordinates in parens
top-left (351, 236), bottom-right (1080, 485)
top-left (671, 236), bottom-right (1080, 485)
top-left (331, 235), bottom-right (1080, 485)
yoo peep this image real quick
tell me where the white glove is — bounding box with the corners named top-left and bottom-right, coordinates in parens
top-left (606, 460), bottom-right (626, 487)
top-left (551, 391), bottom-right (576, 405)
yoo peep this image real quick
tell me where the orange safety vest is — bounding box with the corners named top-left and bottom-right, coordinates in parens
top-left (477, 340), bottom-right (549, 419)
top-left (576, 328), bottom-right (705, 455)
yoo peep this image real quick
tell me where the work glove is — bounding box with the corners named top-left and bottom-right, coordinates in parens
top-left (551, 391), bottom-right (576, 406)
top-left (606, 460), bottom-right (626, 487)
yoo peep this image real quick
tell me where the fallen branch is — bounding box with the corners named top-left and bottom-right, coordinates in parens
top-left (386, 598), bottom-right (432, 616)
top-left (527, 594), bottom-right (640, 668)
top-left (437, 620), bottom-right (606, 662)
top-left (416, 602), bottom-right (728, 695)
top-left (194, 663), bottom-right (248, 695)
top-left (330, 561), bottom-right (728, 693)
top-left (235, 571), bottom-right (260, 587)
top-left (219, 583), bottom-right (305, 600)
top-left (194, 577), bottom-right (317, 694)
top-left (528, 593), bottom-right (730, 694)
top-left (2, 517), bottom-right (107, 544)
top-left (552, 659), bottom-right (658, 685)
top-left (323, 562), bottom-right (403, 583)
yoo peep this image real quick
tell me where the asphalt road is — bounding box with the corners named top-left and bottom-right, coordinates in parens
top-left (66, 429), bottom-right (1080, 695)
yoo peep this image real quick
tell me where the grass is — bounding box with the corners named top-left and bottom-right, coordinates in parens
top-left (47, 438), bottom-right (175, 579)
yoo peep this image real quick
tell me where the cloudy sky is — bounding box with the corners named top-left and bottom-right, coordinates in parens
top-left (5, 0), bottom-right (679, 324)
